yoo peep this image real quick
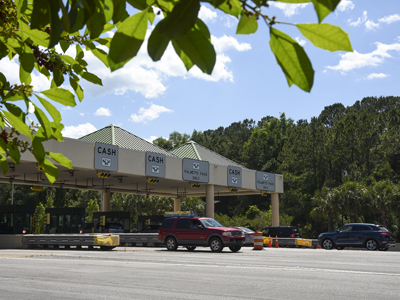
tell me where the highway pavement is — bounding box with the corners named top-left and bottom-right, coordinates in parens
top-left (1, 246), bottom-right (399, 299)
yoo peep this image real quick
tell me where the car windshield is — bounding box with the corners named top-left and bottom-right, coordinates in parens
top-left (201, 219), bottom-right (223, 228)
top-left (238, 227), bottom-right (254, 233)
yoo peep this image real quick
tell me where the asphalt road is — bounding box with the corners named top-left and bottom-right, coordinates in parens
top-left (1, 246), bottom-right (400, 300)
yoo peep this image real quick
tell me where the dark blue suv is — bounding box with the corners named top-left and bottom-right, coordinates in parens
top-left (319, 223), bottom-right (396, 251)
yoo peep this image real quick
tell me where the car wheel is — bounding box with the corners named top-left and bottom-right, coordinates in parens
top-left (379, 247), bottom-right (389, 251)
top-left (210, 237), bottom-right (224, 252)
top-left (322, 238), bottom-right (334, 250)
top-left (186, 246), bottom-right (196, 251)
top-left (365, 239), bottom-right (378, 251)
top-left (229, 246), bottom-right (241, 252)
top-left (166, 236), bottom-right (178, 251)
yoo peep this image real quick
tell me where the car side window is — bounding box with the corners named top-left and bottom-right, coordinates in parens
top-left (161, 219), bottom-right (175, 228)
top-left (176, 219), bottom-right (190, 229)
top-left (191, 219), bottom-right (201, 229)
top-left (352, 225), bottom-right (371, 231)
top-left (339, 226), bottom-right (352, 232)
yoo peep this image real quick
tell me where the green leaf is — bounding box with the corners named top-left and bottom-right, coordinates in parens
top-left (81, 71), bottom-right (102, 85)
top-left (41, 88), bottom-right (77, 107)
top-left (69, 78), bottom-right (84, 102)
top-left (87, 9), bottom-right (105, 40)
top-left (172, 40), bottom-right (194, 71)
top-left (112, 0), bottom-right (127, 23)
top-left (19, 21), bottom-right (50, 47)
top-left (3, 105), bottom-right (31, 138)
top-left (47, 152), bottom-right (72, 169)
top-left (6, 142), bottom-right (21, 165)
top-left (35, 94), bottom-right (62, 124)
top-left (42, 157), bottom-right (58, 184)
top-left (311, 0), bottom-right (341, 23)
top-left (270, 27), bottom-right (314, 92)
top-left (275, 0), bottom-right (311, 2)
top-left (158, 0), bottom-right (200, 40)
top-left (126, 0), bottom-right (147, 10)
top-left (52, 67), bottom-right (64, 86)
top-left (0, 154), bottom-right (8, 175)
top-left (48, 1), bottom-right (63, 48)
top-left (175, 22), bottom-right (216, 74)
top-left (19, 51), bottom-right (35, 84)
top-left (30, 0), bottom-right (50, 29)
top-left (236, 12), bottom-right (258, 35)
top-left (297, 23), bottom-right (353, 52)
top-left (60, 39), bottom-right (70, 52)
top-left (108, 9), bottom-right (148, 71)
top-left (33, 104), bottom-right (52, 139)
top-left (211, 0), bottom-right (241, 18)
top-left (148, 25), bottom-right (170, 61)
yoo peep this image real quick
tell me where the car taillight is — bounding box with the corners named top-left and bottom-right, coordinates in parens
top-left (290, 234), bottom-right (295, 238)
top-left (380, 232), bottom-right (390, 235)
top-left (108, 230), bottom-right (111, 233)
top-left (249, 234), bottom-right (254, 239)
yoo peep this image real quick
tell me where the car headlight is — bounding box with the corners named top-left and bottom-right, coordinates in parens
top-left (222, 232), bottom-right (232, 237)
top-left (242, 231), bottom-right (245, 236)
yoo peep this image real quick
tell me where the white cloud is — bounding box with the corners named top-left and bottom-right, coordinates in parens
top-left (145, 135), bottom-right (159, 143)
top-left (365, 20), bottom-right (380, 31)
top-left (129, 103), bottom-right (173, 123)
top-left (212, 35), bottom-right (251, 53)
top-left (199, 5), bottom-right (217, 23)
top-left (221, 15), bottom-right (237, 28)
top-left (62, 123), bottom-right (97, 139)
top-left (94, 107), bottom-right (112, 116)
top-left (367, 73), bottom-right (388, 80)
top-left (80, 113), bottom-right (85, 116)
top-left (295, 37), bottom-right (307, 46)
top-left (349, 12), bottom-right (400, 30)
top-left (378, 14), bottom-right (400, 24)
top-left (337, 0), bottom-right (354, 11)
top-left (326, 42), bottom-right (400, 73)
top-left (349, 11), bottom-right (368, 27)
top-left (269, 2), bottom-right (309, 17)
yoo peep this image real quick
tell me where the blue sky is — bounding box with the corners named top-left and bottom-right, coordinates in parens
top-left (3, 1), bottom-right (400, 143)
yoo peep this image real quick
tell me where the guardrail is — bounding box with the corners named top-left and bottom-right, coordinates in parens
top-left (22, 234), bottom-right (119, 250)
top-left (263, 237), bottom-right (319, 248)
top-left (118, 233), bottom-right (160, 246)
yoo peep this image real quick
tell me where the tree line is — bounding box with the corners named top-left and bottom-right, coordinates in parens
top-left (155, 96), bottom-right (400, 238)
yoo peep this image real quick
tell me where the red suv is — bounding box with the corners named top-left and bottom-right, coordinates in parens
top-left (158, 217), bottom-right (245, 252)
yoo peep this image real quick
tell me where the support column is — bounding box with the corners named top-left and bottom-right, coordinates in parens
top-left (205, 184), bottom-right (214, 218)
top-left (271, 193), bottom-right (279, 226)
top-left (101, 190), bottom-right (111, 212)
top-left (174, 198), bottom-right (181, 212)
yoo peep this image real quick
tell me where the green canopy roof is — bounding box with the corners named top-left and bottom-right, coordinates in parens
top-left (170, 141), bottom-right (246, 168)
top-left (79, 124), bottom-right (175, 157)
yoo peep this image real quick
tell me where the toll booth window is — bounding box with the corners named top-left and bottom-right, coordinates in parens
top-left (176, 219), bottom-right (190, 229)
top-left (65, 215), bottom-right (71, 227)
top-left (72, 215), bottom-right (81, 228)
top-left (15, 213), bottom-right (28, 227)
top-left (58, 215), bottom-right (64, 227)
top-left (50, 215), bottom-right (57, 227)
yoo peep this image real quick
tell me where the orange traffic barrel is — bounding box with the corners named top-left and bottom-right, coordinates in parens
top-left (253, 230), bottom-right (263, 250)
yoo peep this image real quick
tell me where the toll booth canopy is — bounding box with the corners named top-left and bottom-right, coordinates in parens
top-left (92, 211), bottom-right (130, 233)
top-left (45, 207), bottom-right (85, 233)
top-left (0, 205), bottom-right (32, 234)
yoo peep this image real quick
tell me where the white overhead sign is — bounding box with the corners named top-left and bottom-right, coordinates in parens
top-left (94, 142), bottom-right (119, 172)
top-left (182, 159), bottom-right (209, 183)
top-left (146, 152), bottom-right (166, 177)
top-left (228, 166), bottom-right (242, 188)
top-left (256, 171), bottom-right (275, 191)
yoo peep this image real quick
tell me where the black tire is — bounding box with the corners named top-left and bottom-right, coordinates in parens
top-left (365, 239), bottom-right (378, 251)
top-left (166, 236), bottom-right (178, 251)
top-left (186, 246), bottom-right (196, 251)
top-left (210, 237), bottom-right (224, 252)
top-left (229, 246), bottom-right (241, 252)
top-left (100, 246), bottom-right (115, 251)
top-left (379, 247), bottom-right (389, 251)
top-left (322, 238), bottom-right (334, 250)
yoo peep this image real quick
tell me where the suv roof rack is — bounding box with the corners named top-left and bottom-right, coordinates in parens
top-left (164, 211), bottom-right (200, 217)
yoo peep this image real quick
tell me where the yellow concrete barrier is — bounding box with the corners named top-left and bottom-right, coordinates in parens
top-left (94, 234), bottom-right (120, 247)
top-left (295, 238), bottom-right (312, 247)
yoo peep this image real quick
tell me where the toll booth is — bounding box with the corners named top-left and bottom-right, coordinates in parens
top-left (92, 211), bottom-right (130, 233)
top-left (45, 208), bottom-right (85, 234)
top-left (137, 215), bottom-right (165, 232)
top-left (0, 205), bottom-right (32, 234)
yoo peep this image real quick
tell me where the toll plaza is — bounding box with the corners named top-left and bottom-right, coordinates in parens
top-left (0, 124), bottom-right (284, 229)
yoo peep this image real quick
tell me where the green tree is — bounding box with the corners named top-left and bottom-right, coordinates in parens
top-left (34, 201), bottom-right (45, 233)
top-left (85, 198), bottom-right (100, 222)
top-left (0, 0), bottom-right (352, 183)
